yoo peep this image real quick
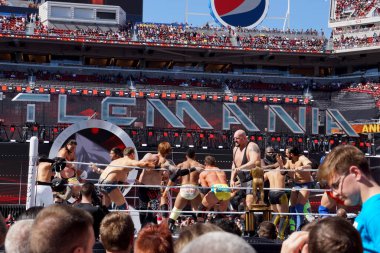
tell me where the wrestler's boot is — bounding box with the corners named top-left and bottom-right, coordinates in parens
top-left (139, 202), bottom-right (149, 227)
top-left (271, 214), bottom-right (280, 226)
top-left (278, 216), bottom-right (289, 240)
top-left (160, 204), bottom-right (169, 219)
top-left (168, 218), bottom-right (176, 233)
top-left (295, 204), bottom-right (305, 231)
top-left (288, 206), bottom-right (296, 232)
top-left (197, 203), bottom-right (207, 222)
top-left (303, 200), bottom-right (314, 223)
top-left (168, 207), bottom-right (182, 233)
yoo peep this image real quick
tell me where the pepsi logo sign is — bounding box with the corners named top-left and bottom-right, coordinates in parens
top-left (209, 0), bottom-right (269, 28)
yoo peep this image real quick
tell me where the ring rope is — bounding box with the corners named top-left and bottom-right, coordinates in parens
top-left (66, 161), bottom-right (153, 171)
top-left (63, 182), bottom-right (330, 192)
top-left (108, 209), bottom-right (357, 217)
top-left (65, 161), bottom-right (319, 172)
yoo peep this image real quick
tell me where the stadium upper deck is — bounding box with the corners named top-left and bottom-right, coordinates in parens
top-left (330, 0), bottom-right (380, 52)
top-left (0, 15), bottom-right (375, 80)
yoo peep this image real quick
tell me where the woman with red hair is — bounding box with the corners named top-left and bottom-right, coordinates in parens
top-left (135, 223), bottom-right (174, 253)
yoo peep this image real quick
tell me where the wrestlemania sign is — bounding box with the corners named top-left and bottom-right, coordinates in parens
top-left (209, 0), bottom-right (269, 28)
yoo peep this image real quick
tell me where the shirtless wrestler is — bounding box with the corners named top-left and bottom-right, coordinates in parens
top-left (265, 154), bottom-right (289, 240)
top-left (284, 146), bottom-right (314, 231)
top-left (138, 141), bottom-right (174, 226)
top-left (198, 156), bottom-right (231, 221)
top-left (35, 156), bottom-right (66, 206)
top-left (98, 147), bottom-right (155, 210)
top-left (164, 148), bottom-right (204, 231)
top-left (57, 139), bottom-right (79, 179)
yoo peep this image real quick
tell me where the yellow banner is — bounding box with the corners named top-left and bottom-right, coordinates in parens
top-left (352, 124), bottom-right (380, 133)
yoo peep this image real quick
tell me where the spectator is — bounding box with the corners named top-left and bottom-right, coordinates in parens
top-left (336, 208), bottom-right (348, 219)
top-left (257, 221), bottom-right (277, 240)
top-left (180, 231), bottom-right (256, 253)
top-left (318, 145), bottom-right (380, 252)
top-left (134, 223), bottom-right (173, 253)
top-left (29, 205), bottom-right (95, 253)
top-left (213, 219), bottom-right (242, 236)
top-left (75, 182), bottom-right (108, 239)
top-left (4, 219), bottom-right (33, 253)
top-left (309, 217), bottom-right (362, 253)
top-left (174, 223), bottom-right (222, 253)
top-left (100, 212), bottom-right (134, 253)
top-left (281, 216), bottom-right (363, 253)
top-left (17, 206), bottom-right (44, 220)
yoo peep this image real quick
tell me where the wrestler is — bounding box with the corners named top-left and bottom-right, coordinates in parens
top-left (264, 154), bottom-right (289, 240)
top-left (35, 156), bottom-right (65, 207)
top-left (318, 191), bottom-right (346, 216)
top-left (251, 160), bottom-right (264, 205)
top-left (261, 147), bottom-right (281, 205)
top-left (98, 147), bottom-right (155, 210)
top-left (198, 156), bottom-right (231, 221)
top-left (163, 148), bottom-right (204, 231)
top-left (57, 139), bottom-right (80, 179)
top-left (284, 146), bottom-right (314, 232)
top-left (91, 147), bottom-right (124, 175)
top-left (138, 141), bottom-right (173, 227)
top-left (230, 129), bottom-right (261, 209)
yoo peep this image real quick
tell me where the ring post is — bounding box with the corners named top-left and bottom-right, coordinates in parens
top-left (26, 136), bottom-right (38, 210)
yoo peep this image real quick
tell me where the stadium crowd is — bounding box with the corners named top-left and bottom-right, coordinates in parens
top-left (136, 23), bottom-right (232, 47)
top-left (333, 34), bottom-right (380, 49)
top-left (334, 0), bottom-right (377, 20)
top-left (0, 69), bottom-right (347, 93)
top-left (0, 15), bottom-right (328, 53)
top-left (344, 81), bottom-right (380, 107)
top-left (0, 16), bottom-right (26, 33)
top-left (236, 34), bottom-right (325, 52)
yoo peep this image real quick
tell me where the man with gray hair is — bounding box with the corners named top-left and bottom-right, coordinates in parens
top-left (180, 231), bottom-right (256, 253)
top-left (5, 219), bottom-right (34, 253)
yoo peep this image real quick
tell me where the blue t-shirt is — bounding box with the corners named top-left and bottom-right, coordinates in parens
top-left (354, 193), bottom-right (380, 253)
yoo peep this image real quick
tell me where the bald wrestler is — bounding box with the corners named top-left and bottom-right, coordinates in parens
top-left (164, 148), bottom-right (204, 231)
top-left (284, 146), bottom-right (314, 232)
top-left (264, 154), bottom-right (289, 240)
top-left (231, 129), bottom-right (261, 209)
top-left (198, 155), bottom-right (231, 221)
top-left (98, 147), bottom-right (155, 210)
top-left (251, 160), bottom-right (264, 205)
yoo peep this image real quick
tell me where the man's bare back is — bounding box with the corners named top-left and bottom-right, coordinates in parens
top-left (177, 159), bottom-right (203, 185)
top-left (265, 169), bottom-right (286, 189)
top-left (37, 162), bottom-right (54, 183)
top-left (201, 168), bottom-right (227, 187)
top-left (138, 153), bottom-right (164, 185)
top-left (101, 156), bottom-right (154, 182)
